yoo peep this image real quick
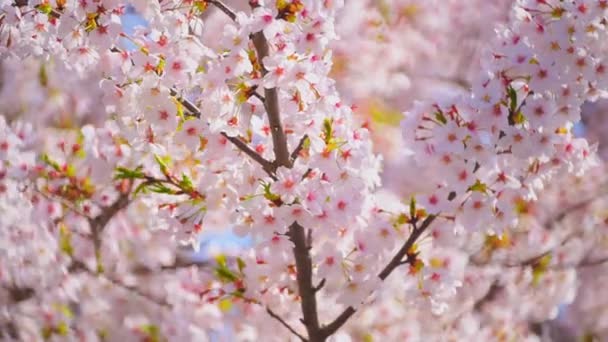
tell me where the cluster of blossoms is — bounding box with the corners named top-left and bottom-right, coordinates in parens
top-left (1, 0), bottom-right (608, 341)
top-left (401, 0), bottom-right (605, 234)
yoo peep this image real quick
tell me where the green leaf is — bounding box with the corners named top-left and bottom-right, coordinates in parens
top-left (54, 304), bottom-right (74, 319)
top-left (178, 174), bottom-right (194, 192)
top-left (148, 182), bottom-right (175, 195)
top-left (396, 213), bottom-right (408, 225)
top-left (59, 225), bottom-right (73, 257)
top-left (409, 196), bottom-right (416, 219)
top-left (302, 136), bottom-right (311, 149)
top-left (322, 118), bottom-right (333, 145)
top-left (468, 179), bottom-right (488, 193)
top-left (95, 250), bottom-right (104, 274)
top-left (506, 85), bottom-right (526, 126)
top-left (507, 85), bottom-right (517, 114)
top-left (434, 110), bottom-right (447, 125)
top-left (36, 3), bottom-right (53, 14)
top-left (532, 254), bottom-right (552, 285)
top-left (39, 63), bottom-right (49, 87)
top-left (41, 154), bottom-right (61, 171)
top-left (215, 254), bottom-right (227, 268)
top-left (236, 257), bottom-right (246, 273)
top-left (512, 110), bottom-right (526, 125)
top-left (262, 182), bottom-right (281, 202)
top-left (193, 0), bottom-right (209, 13)
top-left (215, 266), bottom-right (238, 282)
top-left (154, 154), bottom-right (171, 175)
top-left (114, 166), bottom-right (145, 180)
top-left (56, 322), bottom-right (69, 336)
top-left (140, 324), bottom-right (162, 342)
top-left (134, 182), bottom-right (150, 196)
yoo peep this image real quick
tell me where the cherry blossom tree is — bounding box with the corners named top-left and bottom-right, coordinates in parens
top-left (1, 0), bottom-right (608, 341)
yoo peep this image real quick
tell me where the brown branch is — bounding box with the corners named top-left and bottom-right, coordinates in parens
top-left (221, 132), bottom-right (275, 175)
top-left (378, 215), bottom-right (437, 280)
top-left (252, 91), bottom-right (266, 102)
top-left (251, 31), bottom-right (292, 169)
top-left (89, 192), bottom-right (130, 262)
top-left (207, 0), bottom-right (237, 21)
top-left (168, 88), bottom-right (275, 175)
top-left (3, 285), bottom-right (35, 303)
top-left (290, 135), bottom-right (308, 164)
top-left (266, 307), bottom-right (308, 342)
top-left (544, 186), bottom-right (608, 230)
top-left (70, 261), bottom-right (171, 308)
top-left (132, 258), bottom-right (212, 275)
top-left (288, 222), bottom-right (324, 341)
top-left (169, 88), bottom-right (202, 118)
top-left (321, 215), bottom-right (437, 337)
top-left (473, 281), bottom-right (502, 311)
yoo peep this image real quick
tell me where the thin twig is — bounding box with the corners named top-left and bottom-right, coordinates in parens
top-left (221, 132), bottom-right (275, 175)
top-left (169, 88), bottom-right (202, 118)
top-left (290, 135), bottom-right (308, 164)
top-left (252, 92), bottom-right (266, 102)
top-left (207, 0), bottom-right (237, 21)
top-left (89, 192), bottom-right (131, 262)
top-left (321, 215), bottom-right (437, 337)
top-left (71, 261), bottom-right (172, 308)
top-left (266, 307), bottom-right (308, 342)
top-left (168, 88), bottom-right (275, 175)
top-left (313, 278), bottom-right (326, 293)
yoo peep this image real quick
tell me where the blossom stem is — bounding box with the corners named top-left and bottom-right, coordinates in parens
top-left (266, 307), bottom-right (308, 342)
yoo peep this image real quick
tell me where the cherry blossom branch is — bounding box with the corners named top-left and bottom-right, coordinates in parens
top-left (473, 281), bottom-right (502, 311)
top-left (221, 132), bottom-right (275, 174)
top-left (88, 191), bottom-right (131, 262)
top-left (544, 183), bottom-right (608, 230)
top-left (289, 222), bottom-right (324, 341)
top-left (206, 0), bottom-right (295, 170)
top-left (207, 0), bottom-right (237, 21)
top-left (207, 2), bottom-right (344, 340)
top-left (70, 260), bottom-right (172, 309)
top-left (132, 259), bottom-right (212, 275)
top-left (321, 215), bottom-right (437, 338)
top-left (290, 135), bottom-right (308, 164)
top-left (168, 87), bottom-right (275, 174)
top-left (251, 31), bottom-right (292, 168)
top-left (107, 47), bottom-right (272, 177)
top-left (266, 307), bottom-right (308, 342)
top-left (169, 88), bottom-right (202, 117)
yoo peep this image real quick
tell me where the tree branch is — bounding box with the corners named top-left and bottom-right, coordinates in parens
top-left (207, 0), bottom-right (237, 21)
top-left (378, 215), bottom-right (437, 280)
top-left (221, 132), bottom-right (275, 175)
top-left (473, 281), bottom-right (502, 311)
top-left (251, 31), bottom-right (292, 169)
top-left (168, 88), bottom-right (275, 175)
top-left (88, 192), bottom-right (130, 265)
top-left (290, 135), bottom-right (308, 164)
top-left (266, 307), bottom-right (308, 342)
top-left (321, 215), bottom-right (437, 337)
top-left (288, 222), bottom-right (323, 341)
top-left (70, 261), bottom-right (172, 308)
